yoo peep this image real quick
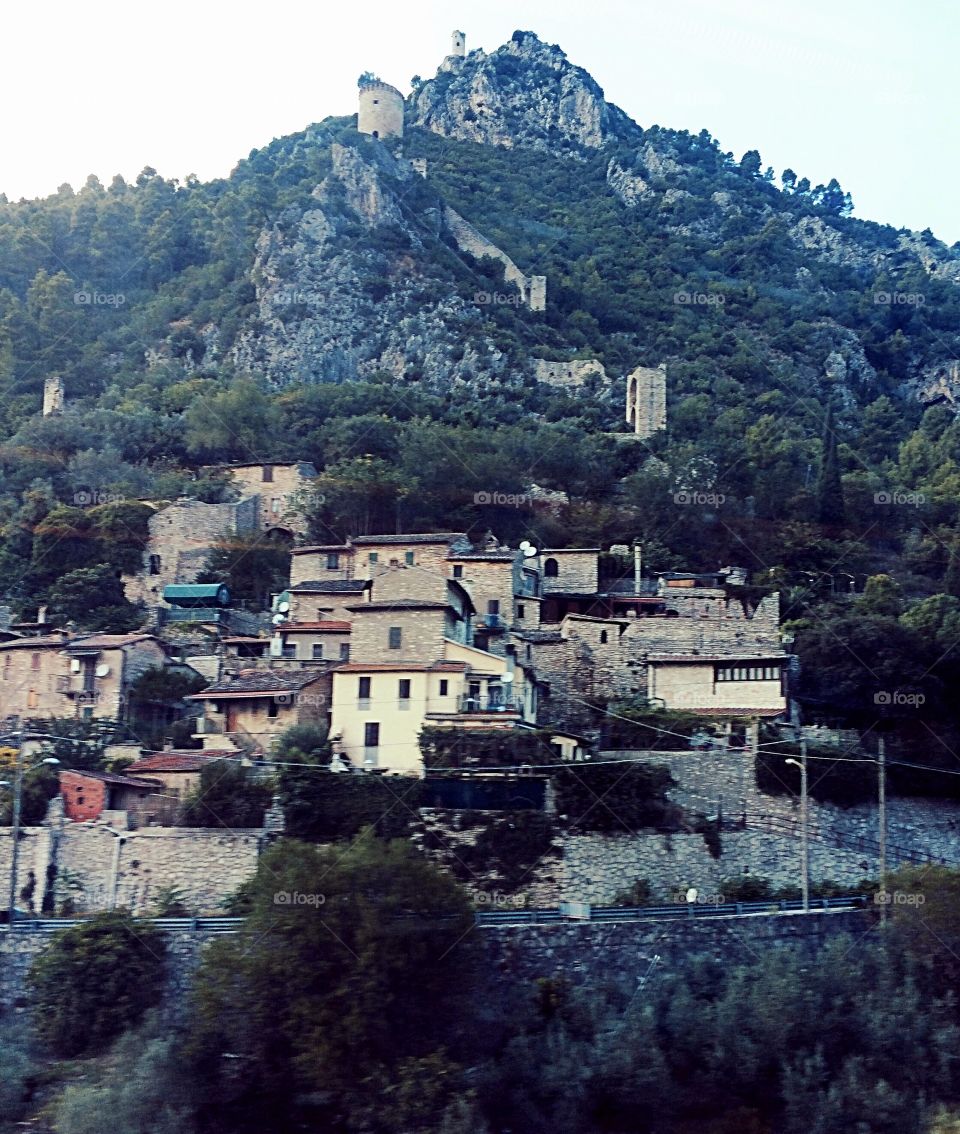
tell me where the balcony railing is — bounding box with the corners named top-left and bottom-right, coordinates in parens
top-left (459, 696), bottom-right (523, 714)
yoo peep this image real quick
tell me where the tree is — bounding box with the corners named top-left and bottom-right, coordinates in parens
top-left (857, 573), bottom-right (903, 618)
top-left (815, 403), bottom-right (845, 528)
top-left (28, 911), bottom-right (166, 1057)
top-left (198, 535), bottom-right (291, 611)
top-left (188, 836), bottom-right (475, 1132)
top-left (180, 760), bottom-right (272, 828)
top-left (46, 563), bottom-right (142, 631)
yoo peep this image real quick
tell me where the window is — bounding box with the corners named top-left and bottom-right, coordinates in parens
top-left (340, 643), bottom-right (351, 661)
top-left (452, 565), bottom-right (463, 578)
top-left (364, 722), bottom-right (380, 748)
top-left (27, 689), bottom-right (38, 709)
top-left (544, 558), bottom-right (559, 578)
top-left (281, 644), bottom-right (296, 659)
top-left (404, 551), bottom-right (415, 565)
top-left (439, 679), bottom-right (448, 696)
top-left (30, 652), bottom-right (41, 671)
top-left (148, 554), bottom-right (161, 575)
top-left (326, 552), bottom-right (340, 570)
top-left (262, 464), bottom-right (274, 482)
top-left (388, 626), bottom-right (402, 650)
top-left (312, 643), bottom-right (324, 660)
top-left (268, 699), bottom-right (279, 718)
top-left (487, 599), bottom-right (500, 615)
top-left (369, 552), bottom-right (378, 564)
top-left (271, 497), bottom-right (281, 513)
top-left (600, 630), bottom-right (608, 644)
top-left (398, 679), bottom-right (411, 700)
top-left (358, 676), bottom-right (371, 700)
top-left (715, 664), bottom-right (780, 682)
top-left (517, 604), bottom-right (525, 619)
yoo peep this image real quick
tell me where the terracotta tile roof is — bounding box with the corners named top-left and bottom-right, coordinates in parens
top-left (447, 551), bottom-right (516, 561)
top-left (65, 633), bottom-right (158, 651)
top-left (346, 599), bottom-right (451, 612)
top-left (281, 621), bottom-right (351, 632)
top-left (60, 769), bottom-right (162, 789)
top-left (0, 635), bottom-right (70, 651)
top-left (351, 532), bottom-right (465, 545)
top-left (647, 653), bottom-right (786, 663)
top-left (291, 545), bottom-right (352, 554)
top-left (190, 669), bottom-right (327, 697)
top-left (516, 630), bottom-right (563, 643)
top-left (684, 707), bottom-right (786, 718)
top-left (289, 579), bottom-right (369, 593)
top-left (127, 752), bottom-right (234, 773)
top-left (336, 661), bottom-right (467, 673)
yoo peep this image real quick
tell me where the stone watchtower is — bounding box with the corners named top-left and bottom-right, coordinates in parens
top-left (451, 30), bottom-right (466, 57)
top-left (357, 78), bottom-right (405, 141)
top-left (43, 376), bottom-right (65, 416)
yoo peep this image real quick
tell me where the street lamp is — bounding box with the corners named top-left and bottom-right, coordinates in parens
top-left (785, 749), bottom-right (809, 913)
top-left (1, 732), bottom-right (65, 926)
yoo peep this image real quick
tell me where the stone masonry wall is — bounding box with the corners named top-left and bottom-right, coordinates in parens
top-left (0, 911), bottom-right (869, 1014)
top-left (557, 749), bottom-right (960, 904)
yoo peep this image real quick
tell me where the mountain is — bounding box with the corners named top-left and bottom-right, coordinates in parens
top-left (2, 29), bottom-right (960, 602)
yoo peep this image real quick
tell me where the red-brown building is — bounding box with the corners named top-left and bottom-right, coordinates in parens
top-left (59, 769), bottom-right (163, 823)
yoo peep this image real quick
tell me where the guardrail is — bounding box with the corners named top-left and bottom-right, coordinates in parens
top-left (1, 898), bottom-right (870, 935)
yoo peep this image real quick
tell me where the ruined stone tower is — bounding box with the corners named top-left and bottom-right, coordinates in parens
top-left (357, 78), bottom-right (404, 140)
top-left (451, 29), bottom-right (466, 57)
top-left (43, 376), bottom-right (65, 416)
top-left (626, 364), bottom-right (667, 439)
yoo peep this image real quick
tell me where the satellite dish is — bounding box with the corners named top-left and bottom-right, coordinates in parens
top-left (523, 546), bottom-right (538, 558)
top-left (501, 672), bottom-right (514, 683)
top-left (272, 614), bottom-right (286, 625)
top-left (518, 540), bottom-right (532, 553)
top-left (277, 601), bottom-right (290, 613)
top-left (95, 664), bottom-right (110, 678)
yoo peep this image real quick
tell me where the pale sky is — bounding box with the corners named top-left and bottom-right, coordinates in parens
top-left (1, 0), bottom-right (956, 243)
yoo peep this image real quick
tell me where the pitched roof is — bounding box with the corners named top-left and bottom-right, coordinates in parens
top-left (0, 634), bottom-right (70, 651)
top-left (351, 532), bottom-right (465, 545)
top-left (190, 668), bottom-right (328, 697)
top-left (291, 545), bottom-right (353, 554)
top-left (345, 599), bottom-right (451, 612)
top-left (336, 661), bottom-right (467, 673)
top-left (447, 551), bottom-right (516, 561)
top-left (64, 633), bottom-right (158, 651)
top-left (127, 752), bottom-right (234, 773)
top-left (683, 707), bottom-right (786, 718)
top-left (289, 579), bottom-right (370, 593)
top-left (60, 769), bottom-right (162, 789)
top-left (646, 653), bottom-right (786, 663)
top-left (281, 621), bottom-right (351, 632)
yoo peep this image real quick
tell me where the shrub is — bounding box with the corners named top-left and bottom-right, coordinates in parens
top-left (278, 771), bottom-right (424, 842)
top-left (419, 726), bottom-right (560, 769)
top-left (28, 911), bottom-right (166, 1057)
top-left (456, 811), bottom-right (556, 890)
top-left (180, 761), bottom-right (273, 828)
top-left (552, 762), bottom-right (679, 832)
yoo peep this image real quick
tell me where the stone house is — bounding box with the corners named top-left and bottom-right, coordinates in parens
top-left (188, 668), bottom-right (333, 753)
top-left (58, 768), bottom-right (164, 824)
top-left (0, 632), bottom-right (167, 723)
top-left (446, 545), bottom-right (543, 654)
top-left (329, 566), bottom-right (542, 773)
top-left (286, 578), bottom-right (371, 623)
top-left (290, 543), bottom-right (355, 586)
top-left (216, 461), bottom-right (319, 538)
top-left (350, 532), bottom-right (471, 579)
top-left (122, 496), bottom-right (258, 607)
top-left (124, 750), bottom-right (238, 805)
top-left (272, 621), bottom-right (351, 664)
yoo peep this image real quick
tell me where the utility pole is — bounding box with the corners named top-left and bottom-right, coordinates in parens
top-left (799, 737), bottom-right (809, 913)
top-left (7, 733), bottom-right (23, 927)
top-left (878, 735), bottom-right (887, 923)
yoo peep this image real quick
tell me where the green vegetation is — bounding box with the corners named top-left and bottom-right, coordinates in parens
top-left (553, 761), bottom-right (679, 832)
top-left (180, 761), bottom-right (273, 828)
top-left (27, 911), bottom-right (166, 1058)
top-left (276, 768), bottom-right (423, 841)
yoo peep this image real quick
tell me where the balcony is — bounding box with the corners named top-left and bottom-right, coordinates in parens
top-left (56, 675), bottom-right (97, 698)
top-left (459, 695), bottom-right (523, 714)
top-left (476, 613), bottom-right (506, 632)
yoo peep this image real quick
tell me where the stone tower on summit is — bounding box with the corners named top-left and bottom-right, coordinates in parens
top-left (357, 77), bottom-right (404, 140)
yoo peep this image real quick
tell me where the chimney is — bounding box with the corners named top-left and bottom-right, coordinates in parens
top-left (633, 544), bottom-right (642, 596)
top-left (37, 604), bottom-right (48, 624)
